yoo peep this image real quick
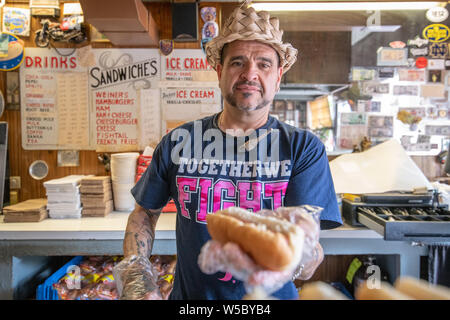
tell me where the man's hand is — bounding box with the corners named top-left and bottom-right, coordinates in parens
top-left (115, 203), bottom-right (163, 299)
top-left (113, 255), bottom-right (162, 300)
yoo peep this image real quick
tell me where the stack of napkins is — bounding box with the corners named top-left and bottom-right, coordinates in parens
top-left (80, 176), bottom-right (114, 217)
top-left (3, 199), bottom-right (48, 223)
top-left (44, 175), bottom-right (91, 219)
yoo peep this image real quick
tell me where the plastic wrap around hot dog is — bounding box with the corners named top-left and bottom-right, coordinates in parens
top-left (206, 207), bottom-right (306, 272)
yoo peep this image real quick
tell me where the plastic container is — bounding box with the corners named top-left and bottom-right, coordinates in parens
top-left (36, 256), bottom-right (84, 300)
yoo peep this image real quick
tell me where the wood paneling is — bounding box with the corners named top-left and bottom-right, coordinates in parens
top-left (294, 255), bottom-right (356, 288)
top-left (283, 31), bottom-right (351, 84)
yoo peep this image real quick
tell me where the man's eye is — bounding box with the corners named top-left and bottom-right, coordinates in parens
top-left (231, 61), bottom-right (243, 67)
top-left (260, 63), bottom-right (271, 69)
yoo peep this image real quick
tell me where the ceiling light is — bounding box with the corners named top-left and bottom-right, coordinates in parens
top-left (251, 2), bottom-right (444, 12)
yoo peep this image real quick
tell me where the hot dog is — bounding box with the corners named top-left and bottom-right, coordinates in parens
top-left (206, 207), bottom-right (305, 271)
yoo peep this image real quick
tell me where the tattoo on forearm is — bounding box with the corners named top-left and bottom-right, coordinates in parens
top-left (123, 207), bottom-right (161, 257)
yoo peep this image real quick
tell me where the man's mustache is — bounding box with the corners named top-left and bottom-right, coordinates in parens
top-left (232, 81), bottom-right (263, 91)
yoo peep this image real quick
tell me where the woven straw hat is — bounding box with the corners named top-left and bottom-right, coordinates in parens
top-left (205, 5), bottom-right (298, 74)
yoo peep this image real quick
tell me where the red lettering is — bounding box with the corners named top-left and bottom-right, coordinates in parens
top-left (199, 58), bottom-right (206, 69)
top-left (177, 90), bottom-right (187, 99)
top-left (70, 57), bottom-right (76, 68)
top-left (35, 57), bottom-right (42, 68)
top-left (167, 58), bottom-right (180, 69)
top-left (51, 56), bottom-right (58, 68)
top-left (60, 57), bottom-right (68, 68)
top-left (25, 56), bottom-right (33, 67)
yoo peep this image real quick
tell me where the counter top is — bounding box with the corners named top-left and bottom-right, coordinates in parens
top-left (0, 211), bottom-right (382, 240)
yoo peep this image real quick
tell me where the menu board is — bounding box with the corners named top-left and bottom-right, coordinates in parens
top-left (20, 48), bottom-right (89, 150)
top-left (20, 48), bottom-right (221, 151)
top-left (88, 49), bottom-right (160, 152)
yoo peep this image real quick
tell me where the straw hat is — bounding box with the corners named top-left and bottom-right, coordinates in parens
top-left (205, 5), bottom-right (298, 74)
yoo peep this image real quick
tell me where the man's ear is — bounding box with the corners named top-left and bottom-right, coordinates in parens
top-left (276, 66), bottom-right (283, 88)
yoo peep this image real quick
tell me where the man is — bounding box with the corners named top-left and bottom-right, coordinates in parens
top-left (114, 5), bottom-right (342, 300)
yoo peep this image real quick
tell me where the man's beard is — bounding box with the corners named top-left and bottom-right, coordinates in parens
top-left (225, 81), bottom-right (271, 112)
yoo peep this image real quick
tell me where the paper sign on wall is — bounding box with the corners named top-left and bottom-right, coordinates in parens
top-left (20, 48), bottom-right (89, 150)
top-left (88, 49), bottom-right (160, 152)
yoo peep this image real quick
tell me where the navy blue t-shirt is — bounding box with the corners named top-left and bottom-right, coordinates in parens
top-left (131, 113), bottom-right (342, 300)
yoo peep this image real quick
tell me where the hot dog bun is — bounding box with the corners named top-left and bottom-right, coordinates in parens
top-left (355, 281), bottom-right (412, 300)
top-left (394, 277), bottom-right (450, 300)
top-left (206, 207), bottom-right (305, 271)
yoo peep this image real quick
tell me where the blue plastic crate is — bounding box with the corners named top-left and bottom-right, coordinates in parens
top-left (36, 256), bottom-right (84, 300)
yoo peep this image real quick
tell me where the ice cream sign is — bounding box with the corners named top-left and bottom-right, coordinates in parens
top-left (161, 49), bottom-right (213, 81)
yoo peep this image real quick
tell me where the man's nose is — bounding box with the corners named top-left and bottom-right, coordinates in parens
top-left (240, 63), bottom-right (259, 81)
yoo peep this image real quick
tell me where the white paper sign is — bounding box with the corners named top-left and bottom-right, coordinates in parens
top-left (88, 49), bottom-right (160, 152)
top-left (161, 49), bottom-right (215, 81)
top-left (20, 48), bottom-right (88, 150)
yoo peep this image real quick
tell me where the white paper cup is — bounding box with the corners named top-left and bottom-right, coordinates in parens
top-left (112, 181), bottom-right (135, 211)
top-left (111, 153), bottom-right (139, 183)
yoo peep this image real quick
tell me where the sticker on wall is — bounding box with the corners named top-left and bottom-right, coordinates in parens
top-left (159, 39), bottom-right (174, 56)
top-left (429, 42), bottom-right (448, 58)
top-left (200, 7), bottom-right (219, 39)
top-left (428, 59), bottom-right (445, 70)
top-left (410, 47), bottom-right (428, 56)
top-left (422, 24), bottom-right (450, 43)
top-left (351, 67), bottom-right (376, 81)
top-left (377, 68), bottom-right (394, 78)
top-left (398, 68), bottom-right (425, 82)
top-left (0, 33), bottom-right (25, 71)
top-left (426, 6), bottom-right (449, 23)
top-left (389, 41), bottom-right (405, 48)
top-left (2, 7), bottom-right (31, 37)
top-left (445, 60), bottom-right (450, 70)
top-left (428, 70), bottom-right (442, 83)
top-left (393, 85), bottom-right (418, 96)
top-left (415, 56), bottom-right (428, 69)
top-left (407, 36), bottom-right (429, 47)
top-left (376, 47), bottom-right (408, 66)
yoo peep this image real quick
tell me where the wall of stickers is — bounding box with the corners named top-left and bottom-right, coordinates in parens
top-left (338, 8), bottom-right (450, 156)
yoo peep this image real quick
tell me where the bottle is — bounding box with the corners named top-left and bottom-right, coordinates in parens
top-left (351, 256), bottom-right (389, 295)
